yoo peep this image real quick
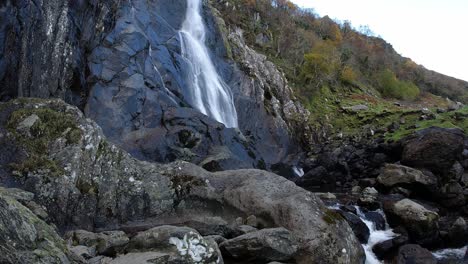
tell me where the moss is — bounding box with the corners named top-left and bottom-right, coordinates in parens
top-left (322, 209), bottom-right (343, 225)
top-left (7, 107), bottom-right (82, 177)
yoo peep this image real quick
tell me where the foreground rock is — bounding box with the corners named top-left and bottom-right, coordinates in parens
top-left (0, 190), bottom-right (74, 264)
top-left (384, 199), bottom-right (439, 246)
top-left (0, 99), bottom-right (364, 264)
top-left (220, 228), bottom-right (297, 262)
top-left (337, 211), bottom-right (370, 243)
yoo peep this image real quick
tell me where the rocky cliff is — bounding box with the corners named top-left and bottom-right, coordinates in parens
top-left (0, 0), bottom-right (310, 173)
top-left (0, 98), bottom-right (363, 263)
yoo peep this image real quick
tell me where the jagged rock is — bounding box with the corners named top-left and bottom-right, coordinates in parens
top-left (0, 191), bottom-right (74, 264)
top-left (383, 199), bottom-right (439, 246)
top-left (377, 164), bottom-right (438, 194)
top-left (337, 211), bottom-right (370, 243)
top-left (220, 228), bottom-right (297, 262)
top-left (0, 99), bottom-right (364, 264)
top-left (394, 244), bottom-right (437, 264)
top-left (400, 127), bottom-right (465, 175)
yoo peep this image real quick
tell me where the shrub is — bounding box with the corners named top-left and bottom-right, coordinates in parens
top-left (378, 69), bottom-right (420, 100)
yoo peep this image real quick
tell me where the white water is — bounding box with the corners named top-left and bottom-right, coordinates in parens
top-left (293, 166), bottom-right (305, 177)
top-left (355, 207), bottom-right (396, 264)
top-left (179, 0), bottom-right (238, 128)
top-left (433, 246), bottom-right (467, 262)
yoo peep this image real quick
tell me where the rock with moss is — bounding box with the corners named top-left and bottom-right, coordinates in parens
top-left (0, 189), bottom-right (75, 264)
top-left (0, 98), bottom-right (364, 264)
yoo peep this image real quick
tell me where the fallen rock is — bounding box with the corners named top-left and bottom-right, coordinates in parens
top-left (384, 199), bottom-right (439, 246)
top-left (394, 244), bottom-right (437, 264)
top-left (343, 104), bottom-right (369, 112)
top-left (220, 228), bottom-right (297, 262)
top-left (16, 114), bottom-right (40, 136)
top-left (69, 245), bottom-right (96, 260)
top-left (66, 230), bottom-right (129, 256)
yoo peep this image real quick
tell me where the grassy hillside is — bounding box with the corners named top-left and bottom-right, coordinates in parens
top-left (214, 0), bottom-right (468, 140)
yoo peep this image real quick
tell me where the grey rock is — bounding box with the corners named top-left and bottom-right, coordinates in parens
top-left (245, 215), bottom-right (258, 227)
top-left (377, 164), bottom-right (438, 193)
top-left (0, 99), bottom-right (364, 264)
top-left (384, 199), bottom-right (439, 246)
top-left (232, 225), bottom-right (258, 237)
top-left (16, 114), bottom-right (40, 135)
top-left (395, 244), bottom-right (436, 264)
top-left (337, 211), bottom-right (370, 243)
top-left (0, 192), bottom-right (74, 264)
top-left (358, 187), bottom-right (380, 210)
top-left (204, 235), bottom-right (227, 245)
top-left (220, 228), bottom-right (297, 262)
top-left (109, 252), bottom-right (170, 264)
top-left (66, 230), bottom-right (129, 256)
top-left (343, 104), bottom-right (369, 112)
top-left (69, 245), bottom-right (96, 259)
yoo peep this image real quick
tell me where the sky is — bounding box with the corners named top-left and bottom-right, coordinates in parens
top-left (290, 0), bottom-right (468, 82)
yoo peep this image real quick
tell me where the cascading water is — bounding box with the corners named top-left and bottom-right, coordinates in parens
top-left (179, 0), bottom-right (238, 128)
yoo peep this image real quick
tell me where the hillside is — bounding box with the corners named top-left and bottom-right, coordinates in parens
top-left (213, 0), bottom-right (468, 142)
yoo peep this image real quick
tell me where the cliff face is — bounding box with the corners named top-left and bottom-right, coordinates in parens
top-left (0, 0), bottom-right (310, 172)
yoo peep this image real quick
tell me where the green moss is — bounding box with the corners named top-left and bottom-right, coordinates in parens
top-left (7, 107), bottom-right (82, 177)
top-left (322, 209), bottom-right (343, 224)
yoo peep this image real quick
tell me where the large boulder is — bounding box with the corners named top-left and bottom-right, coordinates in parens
top-left (220, 228), bottom-right (297, 262)
top-left (400, 127), bottom-right (465, 175)
top-left (377, 164), bottom-right (438, 195)
top-left (395, 244), bottom-right (437, 264)
top-left (383, 199), bottom-right (439, 246)
top-left (0, 189), bottom-right (74, 264)
top-left (0, 99), bottom-right (364, 264)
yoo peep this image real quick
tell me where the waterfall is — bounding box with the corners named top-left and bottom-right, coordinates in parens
top-left (179, 0), bottom-right (238, 128)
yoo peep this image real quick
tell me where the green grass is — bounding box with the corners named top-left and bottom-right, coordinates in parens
top-left (7, 106), bottom-right (82, 177)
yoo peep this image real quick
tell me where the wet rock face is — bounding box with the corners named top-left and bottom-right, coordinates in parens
top-left (395, 244), bottom-right (437, 264)
top-left (0, 0), bottom-right (310, 171)
top-left (0, 99), bottom-right (364, 264)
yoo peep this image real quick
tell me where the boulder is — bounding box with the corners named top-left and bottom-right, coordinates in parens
top-left (447, 217), bottom-right (468, 248)
top-left (383, 199), bottom-right (439, 246)
top-left (394, 244), bottom-right (437, 264)
top-left (372, 235), bottom-right (408, 260)
top-left (128, 225), bottom-right (222, 263)
top-left (377, 164), bottom-right (437, 194)
top-left (358, 187), bottom-right (380, 210)
top-left (337, 211), bottom-right (370, 243)
top-left (220, 228), bottom-right (297, 262)
top-left (400, 127), bottom-right (465, 174)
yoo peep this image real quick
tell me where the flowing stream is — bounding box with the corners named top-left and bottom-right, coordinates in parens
top-left (328, 204), bottom-right (466, 263)
top-left (179, 0), bottom-right (238, 128)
